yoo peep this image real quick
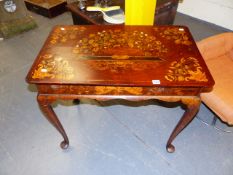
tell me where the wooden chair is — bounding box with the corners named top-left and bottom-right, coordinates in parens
top-left (197, 32), bottom-right (233, 126)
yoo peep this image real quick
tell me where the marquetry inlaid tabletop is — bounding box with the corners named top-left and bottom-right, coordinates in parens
top-left (26, 25), bottom-right (214, 87)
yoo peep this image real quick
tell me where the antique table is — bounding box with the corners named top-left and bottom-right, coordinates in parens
top-left (26, 25), bottom-right (214, 153)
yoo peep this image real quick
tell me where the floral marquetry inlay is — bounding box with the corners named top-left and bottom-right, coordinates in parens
top-left (72, 29), bottom-right (168, 56)
top-left (165, 57), bottom-right (208, 82)
top-left (95, 86), bottom-right (143, 95)
top-left (86, 60), bottom-right (161, 73)
top-left (50, 26), bottom-right (86, 45)
top-left (32, 54), bottom-right (74, 80)
top-left (157, 27), bottom-right (192, 45)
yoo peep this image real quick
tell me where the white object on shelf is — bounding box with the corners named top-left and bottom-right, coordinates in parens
top-left (86, 6), bottom-right (125, 24)
top-left (102, 9), bottom-right (125, 24)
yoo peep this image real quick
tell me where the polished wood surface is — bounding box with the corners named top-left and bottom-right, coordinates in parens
top-left (26, 25), bottom-right (214, 153)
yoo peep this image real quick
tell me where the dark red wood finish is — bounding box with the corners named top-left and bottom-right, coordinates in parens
top-left (26, 25), bottom-right (214, 152)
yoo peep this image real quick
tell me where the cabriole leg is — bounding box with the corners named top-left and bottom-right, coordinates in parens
top-left (166, 96), bottom-right (201, 153)
top-left (37, 94), bottom-right (69, 149)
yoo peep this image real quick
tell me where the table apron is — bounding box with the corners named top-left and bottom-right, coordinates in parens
top-left (36, 84), bottom-right (202, 97)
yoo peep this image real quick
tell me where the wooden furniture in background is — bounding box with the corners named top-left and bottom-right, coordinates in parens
top-left (24, 0), bottom-right (67, 18)
top-left (66, 0), bottom-right (179, 25)
top-left (26, 25), bottom-right (214, 153)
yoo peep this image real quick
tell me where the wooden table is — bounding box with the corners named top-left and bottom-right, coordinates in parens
top-left (26, 25), bottom-right (214, 153)
top-left (66, 0), bottom-right (179, 25)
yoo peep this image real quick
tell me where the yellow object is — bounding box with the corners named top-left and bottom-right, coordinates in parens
top-left (125, 0), bottom-right (157, 25)
top-left (86, 6), bottom-right (120, 12)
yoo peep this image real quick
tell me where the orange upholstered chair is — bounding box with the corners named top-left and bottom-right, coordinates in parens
top-left (197, 32), bottom-right (233, 125)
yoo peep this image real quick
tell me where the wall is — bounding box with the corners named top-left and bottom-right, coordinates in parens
top-left (177, 0), bottom-right (233, 30)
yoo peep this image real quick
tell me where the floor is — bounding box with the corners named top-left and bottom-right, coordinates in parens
top-left (0, 11), bottom-right (232, 175)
